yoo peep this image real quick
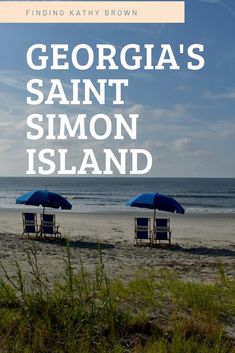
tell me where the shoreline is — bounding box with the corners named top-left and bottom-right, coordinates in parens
top-left (1, 205), bottom-right (235, 216)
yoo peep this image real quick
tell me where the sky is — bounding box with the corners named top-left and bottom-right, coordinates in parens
top-left (0, 0), bottom-right (235, 177)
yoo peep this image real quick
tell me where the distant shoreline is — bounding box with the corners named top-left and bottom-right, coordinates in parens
top-left (1, 207), bottom-right (235, 216)
top-left (1, 177), bottom-right (235, 213)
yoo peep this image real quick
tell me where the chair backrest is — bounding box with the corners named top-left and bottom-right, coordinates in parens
top-left (135, 217), bottom-right (150, 239)
top-left (155, 218), bottom-right (170, 240)
top-left (22, 213), bottom-right (37, 233)
top-left (40, 214), bottom-right (55, 234)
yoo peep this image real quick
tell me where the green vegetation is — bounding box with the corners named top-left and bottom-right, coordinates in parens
top-left (0, 244), bottom-right (234, 353)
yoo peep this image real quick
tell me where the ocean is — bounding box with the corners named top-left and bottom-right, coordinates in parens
top-left (0, 177), bottom-right (235, 214)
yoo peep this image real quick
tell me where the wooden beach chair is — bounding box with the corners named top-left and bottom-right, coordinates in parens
top-left (134, 217), bottom-right (151, 246)
top-left (40, 214), bottom-right (61, 238)
top-left (152, 218), bottom-right (171, 246)
top-left (21, 212), bottom-right (39, 239)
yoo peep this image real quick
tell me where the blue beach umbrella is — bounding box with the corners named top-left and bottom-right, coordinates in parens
top-left (16, 190), bottom-right (72, 213)
top-left (127, 192), bottom-right (185, 227)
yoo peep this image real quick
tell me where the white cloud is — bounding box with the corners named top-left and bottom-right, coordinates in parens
top-left (172, 137), bottom-right (209, 156)
top-left (172, 137), bottom-right (191, 152)
top-left (205, 89), bottom-right (235, 99)
top-left (0, 71), bottom-right (28, 90)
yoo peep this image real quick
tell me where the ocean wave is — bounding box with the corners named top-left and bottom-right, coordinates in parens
top-left (66, 195), bottom-right (104, 200)
top-left (170, 194), bottom-right (235, 199)
top-left (1, 177), bottom-right (235, 214)
top-left (185, 207), bottom-right (235, 214)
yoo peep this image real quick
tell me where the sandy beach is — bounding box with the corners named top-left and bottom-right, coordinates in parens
top-left (0, 208), bottom-right (234, 283)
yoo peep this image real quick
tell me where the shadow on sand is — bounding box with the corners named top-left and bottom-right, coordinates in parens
top-left (34, 238), bottom-right (115, 250)
top-left (169, 244), bottom-right (235, 257)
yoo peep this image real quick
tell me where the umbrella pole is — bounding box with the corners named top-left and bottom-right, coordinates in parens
top-left (152, 208), bottom-right (156, 244)
top-left (153, 208), bottom-right (156, 229)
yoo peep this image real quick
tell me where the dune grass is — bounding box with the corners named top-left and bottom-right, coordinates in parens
top-left (0, 244), bottom-right (234, 353)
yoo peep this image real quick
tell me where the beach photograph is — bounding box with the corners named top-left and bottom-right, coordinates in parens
top-left (0, 0), bottom-right (235, 352)
top-left (0, 177), bottom-right (235, 283)
top-left (0, 177), bottom-right (234, 352)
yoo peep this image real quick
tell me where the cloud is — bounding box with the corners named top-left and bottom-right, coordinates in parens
top-left (172, 137), bottom-right (208, 156)
top-left (210, 120), bottom-right (235, 139)
top-left (172, 137), bottom-right (191, 152)
top-left (205, 89), bottom-right (235, 99)
top-left (0, 121), bottom-right (14, 128)
top-left (127, 71), bottom-right (154, 82)
top-left (0, 71), bottom-right (28, 90)
top-left (0, 139), bottom-right (12, 154)
top-left (0, 68), bottom-right (233, 176)
top-left (117, 103), bottom-right (189, 126)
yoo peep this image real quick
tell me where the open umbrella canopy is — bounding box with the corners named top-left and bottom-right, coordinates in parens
top-left (127, 193), bottom-right (185, 214)
top-left (16, 190), bottom-right (72, 210)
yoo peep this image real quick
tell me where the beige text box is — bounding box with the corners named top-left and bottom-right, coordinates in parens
top-left (0, 1), bottom-right (185, 23)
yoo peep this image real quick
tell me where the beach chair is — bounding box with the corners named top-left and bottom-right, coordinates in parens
top-left (152, 218), bottom-right (171, 246)
top-left (134, 217), bottom-right (151, 245)
top-left (40, 214), bottom-right (61, 238)
top-left (21, 212), bottom-right (39, 239)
